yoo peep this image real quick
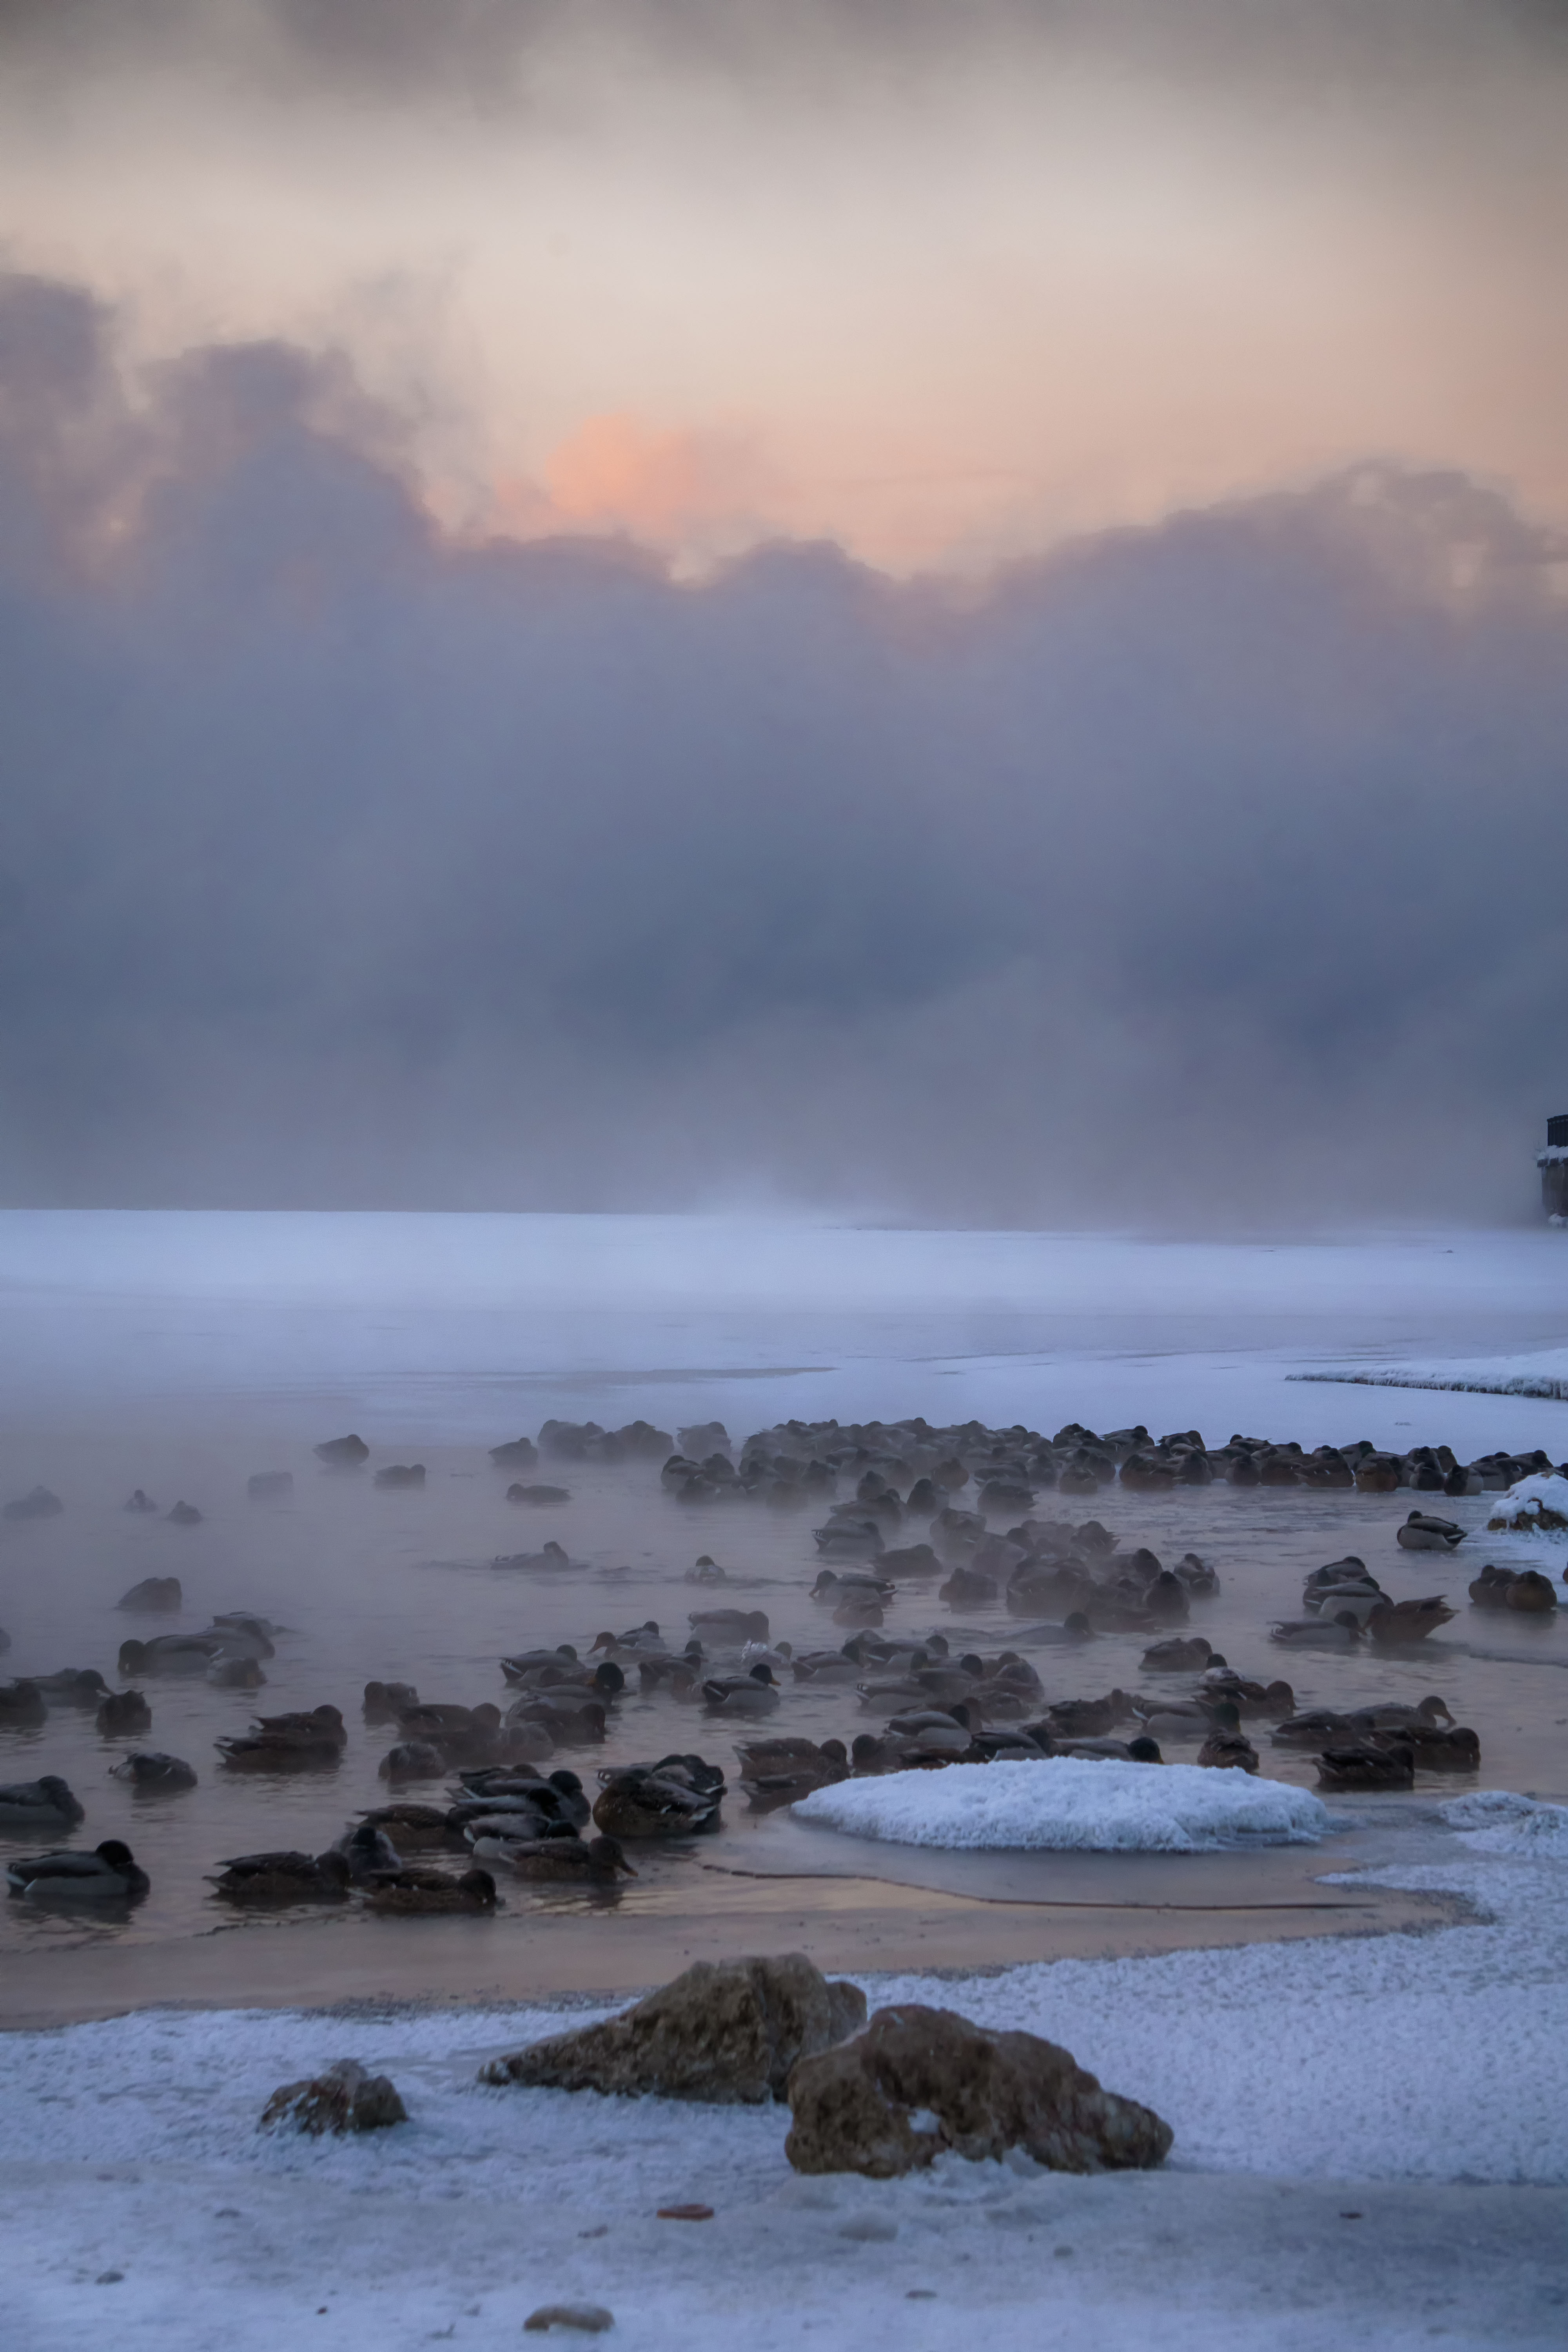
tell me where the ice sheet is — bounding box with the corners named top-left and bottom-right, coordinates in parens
top-left (793, 1758), bottom-right (1331, 1851)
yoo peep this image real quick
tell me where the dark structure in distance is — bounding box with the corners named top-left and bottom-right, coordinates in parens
top-left (1539, 1115), bottom-right (1568, 1221)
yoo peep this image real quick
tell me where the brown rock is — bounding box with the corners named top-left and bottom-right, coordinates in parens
top-left (259, 2058), bottom-right (407, 2135)
top-left (479, 1954), bottom-right (867, 2105)
top-left (784, 2003), bottom-right (1172, 2178)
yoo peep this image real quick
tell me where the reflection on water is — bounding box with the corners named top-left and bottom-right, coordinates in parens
top-left (3, 1428), bottom-right (1564, 1974)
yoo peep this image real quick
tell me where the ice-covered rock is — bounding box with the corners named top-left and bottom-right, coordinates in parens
top-left (785, 2003), bottom-right (1172, 2177)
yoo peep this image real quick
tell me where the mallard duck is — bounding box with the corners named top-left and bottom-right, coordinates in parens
top-left (352, 1802), bottom-right (460, 1851)
top-left (701, 1663), bottom-right (780, 1716)
top-left (333, 1821), bottom-right (405, 1878)
top-left (1270, 1709), bottom-right (1357, 1749)
top-left (1173, 1552), bottom-right (1220, 1598)
top-left (211, 1847), bottom-right (352, 1902)
top-left (8, 1840), bottom-right (149, 1900)
top-left (455, 1766), bottom-right (591, 1828)
top-left (1045, 1691), bottom-right (1134, 1738)
top-left (486, 1834), bottom-right (635, 1881)
top-left (118, 1635), bottom-right (216, 1678)
top-left (116, 1575), bottom-right (181, 1612)
top-left (1315, 1740), bottom-right (1414, 1791)
top-left (1141, 1636), bottom-right (1213, 1672)
top-left (1343, 1695), bottom-right (1453, 1730)
top-left (1195, 1706), bottom-right (1258, 1773)
top-left (688, 1607), bottom-right (770, 1643)
top-left (500, 1645), bottom-right (581, 1685)
top-left (592, 1764), bottom-right (722, 1837)
top-left (1401, 1722), bottom-right (1480, 1770)
top-left (0, 1774), bottom-right (85, 1831)
top-left (506, 1482), bottom-right (570, 1505)
top-left (882, 1708), bottom-right (973, 1754)
top-left (96, 1689), bottom-right (153, 1736)
top-left (506, 1692), bottom-right (606, 1745)
top-left (379, 1739), bottom-right (447, 1781)
top-left (736, 1737), bottom-right (849, 1802)
top-left (1053, 1736), bottom-right (1165, 1764)
top-left (363, 1866), bottom-right (498, 1915)
top-left (0, 1679), bottom-right (47, 1728)
top-left (217, 1704), bottom-right (347, 1769)
top-left (363, 1681), bottom-right (421, 1723)
top-left (1198, 1671), bottom-right (1296, 1718)
top-left (491, 1541), bottom-right (583, 1573)
top-left (1269, 1618), bottom-right (1361, 1648)
top-left (109, 1750), bottom-right (197, 1791)
top-left (33, 1668), bottom-right (110, 1705)
top-left (1396, 1513), bottom-right (1467, 1552)
top-left (811, 1569), bottom-right (894, 1603)
top-left (1365, 1596), bottom-right (1454, 1642)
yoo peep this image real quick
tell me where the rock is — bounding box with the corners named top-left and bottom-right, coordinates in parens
top-left (259, 2058), bottom-right (407, 2135)
top-left (247, 1471), bottom-right (294, 1500)
top-left (523, 2308), bottom-right (614, 2335)
top-left (479, 1954), bottom-right (867, 2105)
top-left (374, 1463), bottom-right (426, 1489)
top-left (117, 1577), bottom-right (182, 1613)
top-left (784, 2003), bottom-right (1172, 2178)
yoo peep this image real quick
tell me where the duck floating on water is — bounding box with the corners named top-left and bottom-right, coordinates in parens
top-left (0, 1774), bottom-right (85, 1831)
top-left (8, 1840), bottom-right (149, 1900)
top-left (210, 1849), bottom-right (352, 1903)
top-left (363, 1866), bottom-right (499, 1915)
top-left (110, 1751), bottom-right (197, 1792)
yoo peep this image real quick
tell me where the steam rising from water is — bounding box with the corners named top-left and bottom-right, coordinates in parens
top-left (1, 272), bottom-right (1565, 1223)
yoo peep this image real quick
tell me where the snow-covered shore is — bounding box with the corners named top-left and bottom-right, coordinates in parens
top-left (4, 1828), bottom-right (1566, 2351)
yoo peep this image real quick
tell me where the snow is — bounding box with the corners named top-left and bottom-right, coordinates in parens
top-left (1291, 1356), bottom-right (1568, 1402)
top-left (1441, 1790), bottom-right (1568, 1856)
top-left (791, 1759), bottom-right (1330, 1851)
top-left (1486, 1473), bottom-right (1568, 1531)
top-left (4, 1825), bottom-right (1568, 2350)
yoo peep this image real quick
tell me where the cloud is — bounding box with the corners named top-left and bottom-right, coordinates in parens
top-left (0, 269), bottom-right (1565, 1227)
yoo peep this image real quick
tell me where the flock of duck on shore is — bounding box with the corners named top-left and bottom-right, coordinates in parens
top-left (2, 1412), bottom-right (1562, 1910)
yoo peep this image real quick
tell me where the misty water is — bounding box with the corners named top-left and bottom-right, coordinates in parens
top-left (2, 1212), bottom-right (1565, 1978)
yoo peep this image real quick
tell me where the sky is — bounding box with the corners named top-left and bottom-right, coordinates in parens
top-left (0, 2), bottom-right (1565, 1225)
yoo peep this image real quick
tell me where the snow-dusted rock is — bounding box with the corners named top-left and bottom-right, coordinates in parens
top-left (785, 2003), bottom-right (1172, 2178)
top-left (1486, 1472), bottom-right (1568, 1534)
top-left (480, 1955), bottom-right (866, 2105)
top-left (258, 2058), bottom-right (407, 2136)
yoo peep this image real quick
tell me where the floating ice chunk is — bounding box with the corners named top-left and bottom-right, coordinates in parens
top-left (1486, 1473), bottom-right (1568, 1534)
top-left (1441, 1789), bottom-right (1568, 1856)
top-left (792, 1757), bottom-right (1330, 1851)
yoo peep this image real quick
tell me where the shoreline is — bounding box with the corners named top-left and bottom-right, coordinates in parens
top-left (0, 1867), bottom-right (1466, 2032)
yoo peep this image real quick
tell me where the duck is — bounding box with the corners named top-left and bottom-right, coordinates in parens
top-left (1195, 1705), bottom-right (1258, 1773)
top-left (1270, 1709), bottom-right (1357, 1749)
top-left (363, 1866), bottom-right (499, 1915)
top-left (8, 1840), bottom-right (149, 1900)
top-left (1343, 1695), bottom-right (1454, 1731)
top-left (0, 1775), bottom-right (85, 1831)
top-left (208, 1657), bottom-right (266, 1689)
top-left (217, 1705), bottom-right (347, 1769)
top-left (0, 1680), bottom-right (47, 1728)
top-left (116, 1575), bottom-right (181, 1612)
top-left (1044, 1692), bottom-right (1134, 1739)
top-left (735, 1737), bottom-right (850, 1803)
top-left (1198, 1671), bottom-right (1296, 1718)
top-left (688, 1608), bottom-right (771, 1644)
top-left (96, 1689), bottom-right (153, 1736)
top-left (1396, 1512), bottom-right (1467, 1553)
top-left (109, 1751), bottom-right (197, 1792)
top-left (379, 1739), bottom-right (447, 1781)
top-left (123, 1490), bottom-right (160, 1515)
top-left (1365, 1596), bottom-right (1454, 1643)
top-left (1400, 1722), bottom-right (1481, 1771)
top-left (1269, 1618), bottom-right (1361, 1648)
top-left (33, 1668), bottom-right (111, 1706)
top-left (592, 1762), bottom-right (724, 1837)
top-left (1006, 1612), bottom-right (1096, 1646)
top-left (882, 1708), bottom-right (974, 1755)
top-left (455, 1766), bottom-right (592, 1829)
top-left (1140, 1636), bottom-right (1213, 1672)
top-left (506, 1692), bottom-right (605, 1746)
top-left (1314, 1740), bottom-right (1414, 1791)
top-left (490, 1541), bottom-right (583, 1573)
top-left (484, 1833), bottom-right (636, 1882)
top-left (332, 1821), bottom-right (404, 1879)
top-left (350, 1802), bottom-right (458, 1851)
top-left (363, 1681), bottom-right (421, 1723)
top-left (211, 1848), bottom-right (354, 1902)
top-left (1173, 1552), bottom-right (1220, 1598)
top-left (701, 1662), bottom-right (780, 1717)
top-left (1053, 1736), bottom-right (1165, 1764)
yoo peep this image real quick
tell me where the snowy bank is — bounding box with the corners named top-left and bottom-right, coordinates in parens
top-left (3, 1817), bottom-right (1568, 2350)
top-left (791, 1759), bottom-right (1330, 1852)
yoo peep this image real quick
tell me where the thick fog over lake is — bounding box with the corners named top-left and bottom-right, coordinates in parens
top-left (1, 270), bottom-right (1564, 1224)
